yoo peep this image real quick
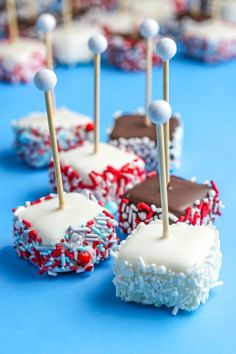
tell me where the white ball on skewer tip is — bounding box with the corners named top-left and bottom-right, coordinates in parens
top-left (156, 37), bottom-right (177, 61)
top-left (37, 13), bottom-right (56, 33)
top-left (34, 69), bottom-right (57, 92)
top-left (88, 34), bottom-right (108, 54)
top-left (148, 100), bottom-right (172, 125)
top-left (139, 19), bottom-right (159, 39)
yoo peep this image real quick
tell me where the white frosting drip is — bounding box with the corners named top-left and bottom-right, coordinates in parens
top-left (12, 108), bottom-right (91, 130)
top-left (17, 193), bottom-right (104, 245)
top-left (52, 23), bottom-right (101, 64)
top-left (118, 221), bottom-right (217, 273)
top-left (59, 142), bottom-right (138, 184)
top-left (184, 19), bottom-right (236, 41)
top-left (0, 39), bottom-right (45, 69)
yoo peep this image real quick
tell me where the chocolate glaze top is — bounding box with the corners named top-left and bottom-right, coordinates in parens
top-left (123, 175), bottom-right (210, 217)
top-left (109, 114), bottom-right (180, 143)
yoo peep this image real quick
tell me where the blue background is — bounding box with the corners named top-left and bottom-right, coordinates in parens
top-left (0, 55), bottom-right (235, 354)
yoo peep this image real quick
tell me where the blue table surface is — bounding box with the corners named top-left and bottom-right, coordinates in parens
top-left (0, 55), bottom-right (235, 354)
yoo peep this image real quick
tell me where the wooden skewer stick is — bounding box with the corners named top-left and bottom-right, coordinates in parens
top-left (34, 69), bottom-right (65, 210)
top-left (156, 38), bottom-right (177, 185)
top-left (88, 34), bottom-right (108, 155)
top-left (119, 0), bottom-right (127, 13)
top-left (37, 14), bottom-right (56, 70)
top-left (94, 53), bottom-right (100, 154)
top-left (62, 0), bottom-right (73, 26)
top-left (139, 19), bottom-right (159, 126)
top-left (148, 100), bottom-right (172, 239)
top-left (212, 0), bottom-right (221, 19)
top-left (6, 0), bottom-right (19, 42)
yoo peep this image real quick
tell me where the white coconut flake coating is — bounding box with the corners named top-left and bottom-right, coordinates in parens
top-left (113, 221), bottom-right (222, 314)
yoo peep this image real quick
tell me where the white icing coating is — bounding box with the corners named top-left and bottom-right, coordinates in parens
top-left (97, 12), bottom-right (143, 34)
top-left (59, 142), bottom-right (138, 184)
top-left (0, 39), bottom-right (45, 69)
top-left (117, 222), bottom-right (217, 273)
top-left (52, 23), bottom-right (101, 64)
top-left (17, 192), bottom-right (104, 245)
top-left (12, 108), bottom-right (91, 131)
top-left (184, 19), bottom-right (236, 41)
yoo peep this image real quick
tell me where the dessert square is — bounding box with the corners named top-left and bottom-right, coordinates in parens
top-left (109, 112), bottom-right (183, 172)
top-left (119, 175), bottom-right (222, 234)
top-left (182, 19), bottom-right (236, 62)
top-left (0, 38), bottom-right (46, 82)
top-left (13, 192), bottom-right (118, 276)
top-left (52, 23), bottom-right (101, 65)
top-left (113, 221), bottom-right (222, 314)
top-left (12, 108), bottom-right (94, 168)
top-left (49, 142), bottom-right (146, 205)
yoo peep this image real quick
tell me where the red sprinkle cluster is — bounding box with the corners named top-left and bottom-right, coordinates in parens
top-left (49, 157), bottom-right (146, 205)
top-left (118, 180), bottom-right (222, 234)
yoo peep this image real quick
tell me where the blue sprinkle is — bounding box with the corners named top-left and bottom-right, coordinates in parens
top-left (61, 254), bottom-right (66, 267)
top-left (92, 226), bottom-right (102, 236)
top-left (104, 201), bottom-right (118, 215)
